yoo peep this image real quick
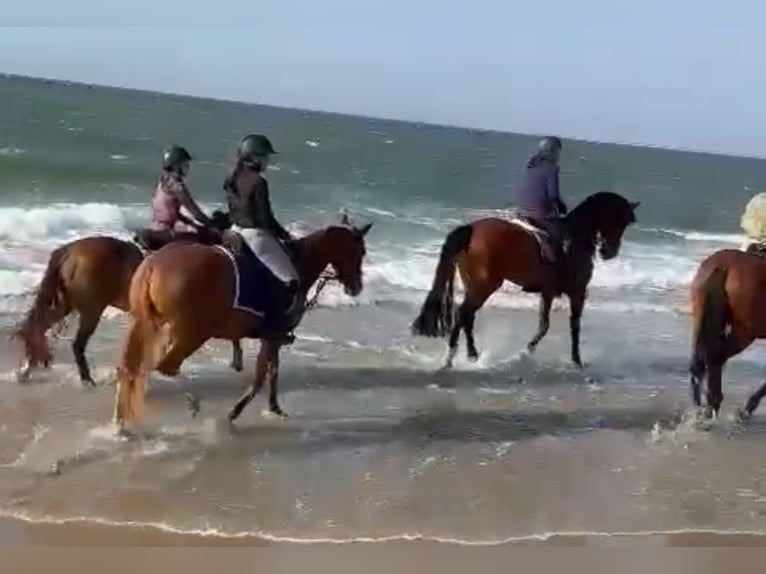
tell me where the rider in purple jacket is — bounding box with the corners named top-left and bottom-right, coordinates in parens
top-left (516, 136), bottom-right (568, 261)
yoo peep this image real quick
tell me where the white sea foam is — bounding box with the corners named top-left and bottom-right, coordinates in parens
top-left (0, 201), bottom-right (716, 316)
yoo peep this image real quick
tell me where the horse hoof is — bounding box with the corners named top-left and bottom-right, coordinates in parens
top-left (81, 378), bottom-right (97, 389)
top-left (736, 408), bottom-right (751, 423)
top-left (229, 360), bottom-right (243, 373)
top-left (467, 352), bottom-right (479, 363)
top-left (226, 419), bottom-right (241, 435)
top-left (185, 393), bottom-right (201, 418)
top-left (263, 407), bottom-right (288, 419)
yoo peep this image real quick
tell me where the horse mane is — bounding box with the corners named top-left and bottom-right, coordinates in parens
top-left (567, 191), bottom-right (634, 226)
top-left (564, 191), bottom-right (635, 253)
top-left (568, 191), bottom-right (632, 217)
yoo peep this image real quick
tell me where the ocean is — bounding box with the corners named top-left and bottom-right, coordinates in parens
top-left (2, 73), bottom-right (766, 544)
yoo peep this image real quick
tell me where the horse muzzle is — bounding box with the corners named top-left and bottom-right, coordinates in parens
top-left (599, 242), bottom-right (619, 260)
top-left (344, 281), bottom-right (363, 297)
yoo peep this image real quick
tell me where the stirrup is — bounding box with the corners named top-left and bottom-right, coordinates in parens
top-left (263, 331), bottom-right (296, 345)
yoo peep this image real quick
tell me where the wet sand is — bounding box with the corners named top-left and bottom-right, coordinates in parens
top-left (2, 515), bottom-right (766, 546)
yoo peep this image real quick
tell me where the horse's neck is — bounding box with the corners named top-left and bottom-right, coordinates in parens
top-left (565, 208), bottom-right (598, 255)
top-left (295, 232), bottom-right (331, 288)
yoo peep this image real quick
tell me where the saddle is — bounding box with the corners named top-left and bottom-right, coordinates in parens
top-left (508, 214), bottom-right (570, 294)
top-left (132, 227), bottom-right (222, 252)
top-left (509, 216), bottom-right (558, 263)
top-left (219, 229), bottom-right (303, 343)
top-left (133, 211), bottom-right (230, 252)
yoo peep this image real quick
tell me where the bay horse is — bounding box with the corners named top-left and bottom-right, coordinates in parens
top-left (412, 191), bottom-right (639, 368)
top-left (689, 248), bottom-right (766, 418)
top-left (113, 217), bottom-right (373, 429)
top-left (11, 212), bottom-right (245, 385)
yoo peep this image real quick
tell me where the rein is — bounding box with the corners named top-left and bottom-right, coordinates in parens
top-left (305, 269), bottom-right (337, 310)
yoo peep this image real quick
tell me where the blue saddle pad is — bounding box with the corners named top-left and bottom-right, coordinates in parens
top-left (217, 246), bottom-right (294, 328)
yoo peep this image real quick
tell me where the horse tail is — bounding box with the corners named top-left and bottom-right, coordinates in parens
top-left (691, 266), bottom-right (729, 378)
top-left (12, 245), bottom-right (70, 368)
top-left (118, 260), bottom-right (160, 425)
top-left (411, 224), bottom-right (473, 337)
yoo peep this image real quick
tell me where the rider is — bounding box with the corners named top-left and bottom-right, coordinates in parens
top-left (516, 136), bottom-right (568, 268)
top-left (740, 191), bottom-right (766, 256)
top-left (224, 134), bottom-right (300, 336)
top-left (149, 145), bottom-right (215, 241)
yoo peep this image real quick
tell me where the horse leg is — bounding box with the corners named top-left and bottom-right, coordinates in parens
top-left (230, 339), bottom-right (244, 372)
top-left (689, 349), bottom-right (705, 408)
top-left (568, 288), bottom-right (586, 368)
top-left (443, 308), bottom-right (463, 370)
top-left (462, 283), bottom-right (497, 362)
top-left (72, 304), bottom-right (105, 387)
top-left (705, 332), bottom-right (751, 419)
top-left (264, 342), bottom-right (286, 417)
top-left (154, 328), bottom-right (208, 418)
top-left (461, 300), bottom-right (481, 362)
top-left (705, 362), bottom-right (724, 419)
top-left (443, 279), bottom-right (497, 368)
top-left (744, 383), bottom-right (766, 419)
top-left (228, 342), bottom-right (270, 422)
top-left (526, 293), bottom-right (553, 354)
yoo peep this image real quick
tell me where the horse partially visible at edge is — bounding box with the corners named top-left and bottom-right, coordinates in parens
top-left (411, 191), bottom-right (639, 368)
top-left (689, 248), bottom-right (766, 418)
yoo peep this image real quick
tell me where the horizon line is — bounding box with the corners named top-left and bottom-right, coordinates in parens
top-left (4, 71), bottom-right (765, 162)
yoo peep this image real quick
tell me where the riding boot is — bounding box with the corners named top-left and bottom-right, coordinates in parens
top-left (259, 279), bottom-right (300, 344)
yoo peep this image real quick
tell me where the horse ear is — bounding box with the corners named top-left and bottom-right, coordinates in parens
top-left (340, 212), bottom-right (351, 226)
top-left (630, 201), bottom-right (641, 210)
top-left (357, 222), bottom-right (373, 237)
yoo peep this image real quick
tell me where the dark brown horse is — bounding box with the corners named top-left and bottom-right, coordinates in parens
top-left (689, 248), bottom-right (766, 418)
top-left (11, 213), bottom-right (244, 385)
top-left (113, 218), bottom-right (373, 429)
top-left (412, 192), bottom-right (639, 368)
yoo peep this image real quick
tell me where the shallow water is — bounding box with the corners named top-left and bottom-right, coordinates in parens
top-left (3, 75), bottom-right (766, 542)
top-left (2, 303), bottom-right (766, 542)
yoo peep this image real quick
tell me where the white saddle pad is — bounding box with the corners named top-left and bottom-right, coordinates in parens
top-left (509, 218), bottom-right (554, 261)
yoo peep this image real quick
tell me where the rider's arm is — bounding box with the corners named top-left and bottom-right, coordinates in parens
top-left (177, 212), bottom-right (196, 226)
top-left (546, 167), bottom-right (567, 215)
top-left (251, 178), bottom-right (292, 241)
top-left (173, 179), bottom-right (213, 227)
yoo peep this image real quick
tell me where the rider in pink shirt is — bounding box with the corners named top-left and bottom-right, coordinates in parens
top-left (150, 145), bottom-right (213, 233)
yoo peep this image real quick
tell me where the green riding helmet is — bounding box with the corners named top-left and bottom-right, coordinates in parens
top-left (237, 134), bottom-right (278, 162)
top-left (162, 145), bottom-right (193, 171)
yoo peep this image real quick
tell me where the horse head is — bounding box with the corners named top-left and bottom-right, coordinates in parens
top-left (567, 192), bottom-right (639, 260)
top-left (300, 213), bottom-right (374, 296)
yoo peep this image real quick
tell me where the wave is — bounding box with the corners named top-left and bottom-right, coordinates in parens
top-left (640, 227), bottom-right (743, 244)
top-left (1, 510), bottom-right (764, 546)
top-left (0, 146), bottom-right (26, 157)
top-left (0, 201), bottom-right (714, 315)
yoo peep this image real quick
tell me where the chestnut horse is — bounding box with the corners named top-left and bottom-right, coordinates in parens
top-left (113, 219), bottom-right (373, 429)
top-left (12, 212), bottom-right (244, 385)
top-left (689, 248), bottom-right (766, 418)
top-left (412, 192), bottom-right (639, 368)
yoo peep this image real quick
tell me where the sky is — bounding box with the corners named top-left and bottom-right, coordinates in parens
top-left (1, 0), bottom-right (765, 156)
